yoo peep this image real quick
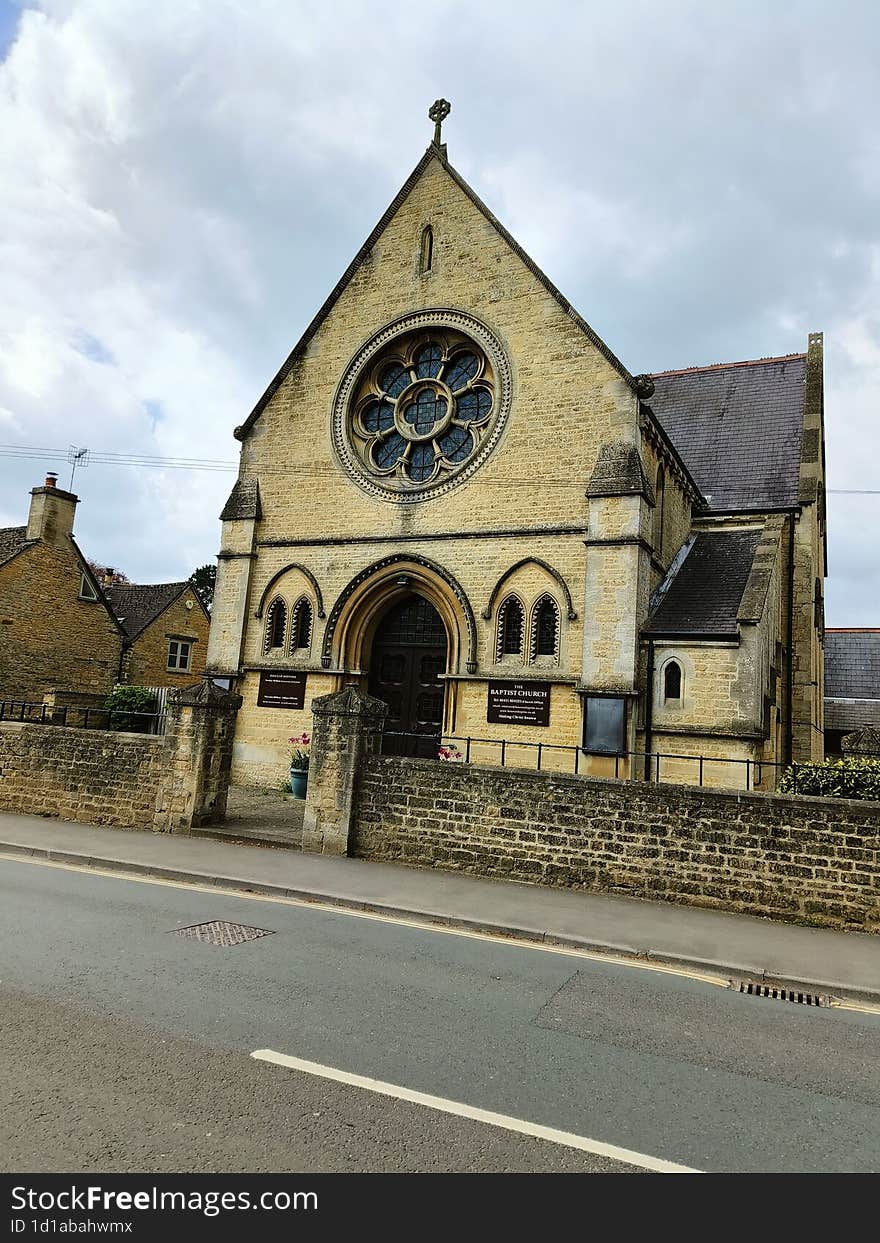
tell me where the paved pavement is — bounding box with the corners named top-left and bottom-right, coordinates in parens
top-left (1, 809), bottom-right (878, 1001)
top-left (3, 855), bottom-right (880, 1173)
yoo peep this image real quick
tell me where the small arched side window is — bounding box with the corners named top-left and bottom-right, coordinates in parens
top-left (420, 224), bottom-right (434, 274)
top-left (531, 595), bottom-right (560, 661)
top-left (265, 597), bottom-right (287, 652)
top-left (654, 466), bottom-right (666, 560)
top-left (496, 596), bottom-right (524, 660)
top-left (663, 659), bottom-right (682, 702)
top-left (290, 597), bottom-right (313, 651)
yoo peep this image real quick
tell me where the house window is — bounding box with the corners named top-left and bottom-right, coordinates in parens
top-left (496, 596), bottom-right (524, 660)
top-left (290, 597), bottom-right (313, 651)
top-left (78, 574), bottom-right (98, 601)
top-left (583, 695), bottom-right (627, 755)
top-left (265, 597), bottom-right (287, 651)
top-left (167, 639), bottom-right (192, 672)
top-left (663, 660), bottom-right (682, 702)
top-left (532, 596), bottom-right (559, 660)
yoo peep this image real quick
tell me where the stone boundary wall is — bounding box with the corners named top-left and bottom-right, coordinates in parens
top-left (0, 722), bottom-right (164, 828)
top-left (0, 681), bottom-right (241, 833)
top-left (352, 757), bottom-right (880, 930)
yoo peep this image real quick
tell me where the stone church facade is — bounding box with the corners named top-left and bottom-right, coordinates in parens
top-left (207, 117), bottom-right (826, 790)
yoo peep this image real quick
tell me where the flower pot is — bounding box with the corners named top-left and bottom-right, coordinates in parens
top-left (289, 766), bottom-right (308, 799)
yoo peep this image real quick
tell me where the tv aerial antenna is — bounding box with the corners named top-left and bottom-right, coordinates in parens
top-left (67, 445), bottom-right (90, 491)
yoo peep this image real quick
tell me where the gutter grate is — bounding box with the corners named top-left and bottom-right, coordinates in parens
top-left (171, 920), bottom-right (274, 947)
top-left (736, 980), bottom-right (828, 1007)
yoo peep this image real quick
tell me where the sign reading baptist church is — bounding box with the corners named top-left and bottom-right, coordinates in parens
top-left (257, 671), bottom-right (307, 710)
top-left (486, 681), bottom-right (551, 727)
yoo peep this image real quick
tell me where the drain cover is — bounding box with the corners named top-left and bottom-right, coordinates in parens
top-left (736, 980), bottom-right (828, 1007)
top-left (171, 920), bottom-right (274, 947)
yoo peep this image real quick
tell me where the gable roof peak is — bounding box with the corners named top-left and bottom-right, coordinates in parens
top-left (234, 143), bottom-right (638, 441)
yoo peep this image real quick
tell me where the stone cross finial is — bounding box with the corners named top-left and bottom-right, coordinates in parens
top-left (429, 98), bottom-right (451, 146)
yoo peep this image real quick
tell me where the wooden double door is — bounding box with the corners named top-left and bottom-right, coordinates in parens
top-left (367, 596), bottom-right (447, 757)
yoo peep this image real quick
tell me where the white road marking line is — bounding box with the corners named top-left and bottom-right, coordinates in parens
top-left (251, 1047), bottom-right (701, 1174)
top-left (0, 850), bottom-right (731, 988)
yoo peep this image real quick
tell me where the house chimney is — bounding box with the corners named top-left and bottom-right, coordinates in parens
top-left (26, 475), bottom-right (78, 545)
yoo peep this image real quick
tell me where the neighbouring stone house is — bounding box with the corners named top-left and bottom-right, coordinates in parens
top-left (0, 475), bottom-right (210, 704)
top-left (824, 629), bottom-right (880, 756)
top-left (0, 474), bottom-right (125, 703)
top-left (103, 580), bottom-right (210, 688)
top-left (206, 107), bottom-right (827, 790)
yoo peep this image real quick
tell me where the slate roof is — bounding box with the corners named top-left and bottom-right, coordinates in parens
top-left (644, 530), bottom-right (761, 637)
top-left (649, 355), bottom-right (806, 512)
top-left (825, 630), bottom-right (880, 702)
top-left (0, 525), bottom-right (33, 568)
top-left (104, 582), bottom-right (192, 641)
top-left (825, 700), bottom-right (880, 732)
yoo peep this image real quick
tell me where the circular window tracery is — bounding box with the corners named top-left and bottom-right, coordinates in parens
top-left (332, 311), bottom-right (511, 502)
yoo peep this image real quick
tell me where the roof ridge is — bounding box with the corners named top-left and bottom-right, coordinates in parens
top-left (826, 627), bottom-right (880, 633)
top-left (109, 580), bottom-right (189, 590)
top-left (652, 353), bottom-right (806, 379)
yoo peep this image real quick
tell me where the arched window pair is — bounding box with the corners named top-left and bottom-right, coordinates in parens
top-left (495, 595), bottom-right (560, 663)
top-left (264, 596), bottom-right (313, 655)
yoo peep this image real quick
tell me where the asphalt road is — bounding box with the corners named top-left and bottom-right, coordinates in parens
top-left (2, 855), bottom-right (880, 1173)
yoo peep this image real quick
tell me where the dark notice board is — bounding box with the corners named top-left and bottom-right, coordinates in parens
top-left (257, 671), bottom-right (307, 710)
top-left (486, 680), bottom-right (551, 727)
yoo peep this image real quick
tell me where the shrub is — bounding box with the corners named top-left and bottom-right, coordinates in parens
top-left (105, 686), bottom-right (159, 733)
top-left (779, 756), bottom-right (880, 801)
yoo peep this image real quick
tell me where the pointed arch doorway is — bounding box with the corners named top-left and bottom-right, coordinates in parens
top-left (367, 594), bottom-right (447, 757)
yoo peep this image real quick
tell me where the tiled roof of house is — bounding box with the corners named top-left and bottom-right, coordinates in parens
top-left (104, 581), bottom-right (192, 641)
top-left (644, 530), bottom-right (761, 637)
top-left (649, 355), bottom-right (806, 512)
top-left (0, 525), bottom-right (34, 567)
top-left (825, 630), bottom-right (880, 702)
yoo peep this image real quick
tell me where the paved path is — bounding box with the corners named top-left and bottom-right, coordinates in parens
top-left (0, 810), bottom-right (878, 1001)
top-left (216, 784), bottom-right (305, 846)
top-left (3, 855), bottom-right (880, 1173)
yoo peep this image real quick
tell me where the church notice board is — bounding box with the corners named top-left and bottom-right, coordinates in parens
top-left (257, 671), bottom-right (307, 710)
top-left (486, 681), bottom-right (551, 727)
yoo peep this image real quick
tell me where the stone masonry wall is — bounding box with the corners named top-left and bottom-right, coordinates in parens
top-left (0, 539), bottom-right (123, 702)
top-left (0, 722), bottom-right (163, 828)
top-left (353, 757), bottom-right (880, 930)
top-left (0, 681), bottom-right (240, 832)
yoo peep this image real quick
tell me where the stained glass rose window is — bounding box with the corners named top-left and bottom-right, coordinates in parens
top-left (345, 326), bottom-right (499, 493)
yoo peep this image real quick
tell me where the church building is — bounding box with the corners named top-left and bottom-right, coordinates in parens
top-left (207, 104), bottom-right (827, 790)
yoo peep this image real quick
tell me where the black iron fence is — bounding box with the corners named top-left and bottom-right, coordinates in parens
top-left (382, 730), bottom-right (796, 791)
top-left (0, 700), bottom-right (166, 735)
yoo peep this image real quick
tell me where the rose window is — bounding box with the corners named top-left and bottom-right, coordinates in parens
top-left (349, 330), bottom-right (496, 490)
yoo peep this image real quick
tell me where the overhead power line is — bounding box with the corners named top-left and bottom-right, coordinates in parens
top-left (0, 443), bottom-right (876, 493)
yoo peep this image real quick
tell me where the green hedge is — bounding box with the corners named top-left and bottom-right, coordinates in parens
top-left (779, 756), bottom-right (880, 801)
top-left (105, 686), bottom-right (159, 733)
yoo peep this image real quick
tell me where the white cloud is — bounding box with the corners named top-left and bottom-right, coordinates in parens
top-left (0, 0), bottom-right (878, 625)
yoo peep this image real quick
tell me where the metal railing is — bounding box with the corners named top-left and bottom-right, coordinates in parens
top-left (382, 730), bottom-right (795, 791)
top-left (0, 700), bottom-right (166, 735)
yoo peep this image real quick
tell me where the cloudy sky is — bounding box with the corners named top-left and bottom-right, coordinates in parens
top-left (0, 0), bottom-right (877, 623)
